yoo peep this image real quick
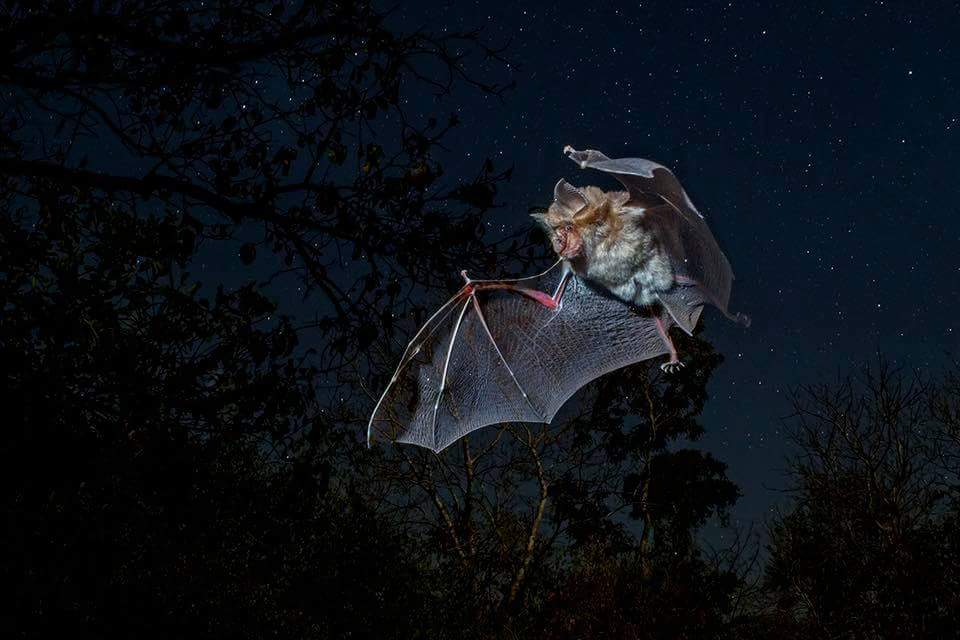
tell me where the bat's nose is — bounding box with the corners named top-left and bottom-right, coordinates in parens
top-left (559, 231), bottom-right (583, 258)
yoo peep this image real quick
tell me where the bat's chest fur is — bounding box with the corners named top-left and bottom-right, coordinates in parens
top-left (576, 215), bottom-right (673, 307)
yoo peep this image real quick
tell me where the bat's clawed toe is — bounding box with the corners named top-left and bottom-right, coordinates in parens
top-left (660, 360), bottom-right (686, 374)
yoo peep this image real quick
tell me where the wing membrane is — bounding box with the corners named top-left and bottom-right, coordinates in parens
top-left (368, 265), bottom-right (673, 452)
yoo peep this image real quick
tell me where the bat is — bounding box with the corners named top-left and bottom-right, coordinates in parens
top-left (367, 146), bottom-right (749, 453)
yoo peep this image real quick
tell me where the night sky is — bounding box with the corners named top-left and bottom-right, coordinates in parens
top-left (385, 2), bottom-right (960, 526)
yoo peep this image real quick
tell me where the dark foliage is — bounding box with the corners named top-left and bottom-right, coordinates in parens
top-left (1, 1), bottom-right (516, 636)
top-left (763, 361), bottom-right (960, 639)
top-left (0, 177), bottom-right (429, 638)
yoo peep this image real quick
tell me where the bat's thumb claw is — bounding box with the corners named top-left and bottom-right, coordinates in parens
top-left (563, 145), bottom-right (590, 168)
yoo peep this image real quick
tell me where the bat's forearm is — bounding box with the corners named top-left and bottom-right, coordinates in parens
top-left (463, 281), bottom-right (558, 310)
top-left (551, 262), bottom-right (573, 304)
top-left (458, 262), bottom-right (571, 311)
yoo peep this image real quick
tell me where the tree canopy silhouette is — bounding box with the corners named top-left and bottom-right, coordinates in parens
top-left (764, 361), bottom-right (960, 638)
top-left (1, 0), bottom-right (525, 376)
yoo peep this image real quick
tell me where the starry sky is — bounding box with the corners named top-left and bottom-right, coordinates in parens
top-left (385, 1), bottom-right (960, 526)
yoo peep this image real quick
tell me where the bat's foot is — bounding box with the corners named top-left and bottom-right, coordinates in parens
top-left (660, 360), bottom-right (686, 374)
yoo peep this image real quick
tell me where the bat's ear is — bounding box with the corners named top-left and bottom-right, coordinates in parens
top-left (553, 178), bottom-right (587, 213)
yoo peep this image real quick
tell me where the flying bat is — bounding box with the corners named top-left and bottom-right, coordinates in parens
top-left (367, 146), bottom-right (749, 453)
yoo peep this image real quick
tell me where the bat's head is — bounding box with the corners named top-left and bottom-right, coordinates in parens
top-left (530, 179), bottom-right (626, 260)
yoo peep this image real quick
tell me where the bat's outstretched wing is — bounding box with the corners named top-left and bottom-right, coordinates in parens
top-left (368, 262), bottom-right (674, 453)
top-left (564, 146), bottom-right (746, 334)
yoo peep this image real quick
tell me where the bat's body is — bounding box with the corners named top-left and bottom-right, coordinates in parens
top-left (538, 186), bottom-right (674, 308)
top-left (368, 147), bottom-right (749, 452)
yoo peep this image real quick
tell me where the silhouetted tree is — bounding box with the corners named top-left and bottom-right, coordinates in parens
top-left (0, 176), bottom-right (441, 637)
top-left (1, 1), bottom-right (516, 637)
top-left (764, 361), bottom-right (960, 639)
top-left (1, 0), bottom-right (523, 376)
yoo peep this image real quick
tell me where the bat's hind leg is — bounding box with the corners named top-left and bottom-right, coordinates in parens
top-left (654, 314), bottom-right (685, 374)
top-left (674, 275), bottom-right (751, 327)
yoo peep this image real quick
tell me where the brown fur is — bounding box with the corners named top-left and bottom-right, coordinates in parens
top-left (533, 185), bottom-right (674, 306)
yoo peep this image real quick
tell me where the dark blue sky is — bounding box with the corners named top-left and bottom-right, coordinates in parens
top-left (386, 1), bottom-right (960, 526)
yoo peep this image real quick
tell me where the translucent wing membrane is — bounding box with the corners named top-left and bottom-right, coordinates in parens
top-left (368, 263), bottom-right (673, 453)
top-left (646, 199), bottom-right (733, 334)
